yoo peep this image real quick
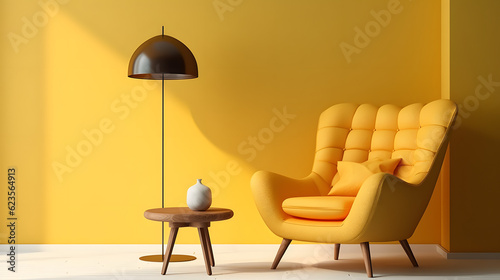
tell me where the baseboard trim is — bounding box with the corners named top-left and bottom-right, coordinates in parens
top-left (3, 244), bottom-right (500, 260)
top-left (436, 245), bottom-right (500, 259)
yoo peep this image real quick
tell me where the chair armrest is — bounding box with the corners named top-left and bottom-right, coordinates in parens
top-left (250, 171), bottom-right (320, 229)
top-left (345, 173), bottom-right (431, 242)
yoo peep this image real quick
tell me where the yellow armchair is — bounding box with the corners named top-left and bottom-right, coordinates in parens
top-left (251, 100), bottom-right (457, 277)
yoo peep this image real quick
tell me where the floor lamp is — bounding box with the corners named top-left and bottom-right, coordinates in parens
top-left (128, 27), bottom-right (198, 262)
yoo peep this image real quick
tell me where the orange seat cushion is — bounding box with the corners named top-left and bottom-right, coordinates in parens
top-left (282, 196), bottom-right (356, 220)
top-left (328, 158), bottom-right (401, 196)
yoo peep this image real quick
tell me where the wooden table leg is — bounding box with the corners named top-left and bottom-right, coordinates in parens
top-left (198, 227), bottom-right (212, 275)
top-left (201, 227), bottom-right (215, 267)
top-left (161, 227), bottom-right (179, 275)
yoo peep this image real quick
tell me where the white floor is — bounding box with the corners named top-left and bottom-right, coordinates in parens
top-left (1, 244), bottom-right (500, 280)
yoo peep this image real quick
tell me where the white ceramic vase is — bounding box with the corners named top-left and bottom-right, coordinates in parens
top-left (187, 179), bottom-right (212, 211)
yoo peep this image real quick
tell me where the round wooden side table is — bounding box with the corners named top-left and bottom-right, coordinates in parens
top-left (144, 207), bottom-right (234, 275)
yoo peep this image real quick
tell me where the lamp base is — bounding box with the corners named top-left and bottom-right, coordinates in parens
top-left (139, 254), bottom-right (196, 262)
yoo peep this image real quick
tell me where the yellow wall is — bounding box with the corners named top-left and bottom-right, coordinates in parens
top-left (1, 0), bottom-right (443, 244)
top-left (440, 0), bottom-right (451, 252)
top-left (448, 0), bottom-right (500, 252)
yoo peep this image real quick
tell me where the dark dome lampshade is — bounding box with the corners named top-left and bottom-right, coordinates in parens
top-left (128, 34), bottom-right (198, 80)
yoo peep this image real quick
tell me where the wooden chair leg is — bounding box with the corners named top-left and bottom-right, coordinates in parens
top-left (198, 227), bottom-right (212, 275)
top-left (399, 239), bottom-right (419, 267)
top-left (334, 244), bottom-right (341, 260)
top-left (161, 227), bottom-right (179, 275)
top-left (360, 242), bottom-right (373, 278)
top-left (271, 238), bottom-right (292, 269)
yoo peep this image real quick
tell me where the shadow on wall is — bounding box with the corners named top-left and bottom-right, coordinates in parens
top-left (59, 0), bottom-right (440, 174)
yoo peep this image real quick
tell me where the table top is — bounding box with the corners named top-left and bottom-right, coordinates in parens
top-left (144, 207), bottom-right (234, 223)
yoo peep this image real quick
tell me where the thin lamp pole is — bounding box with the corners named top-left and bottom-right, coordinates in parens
top-left (161, 73), bottom-right (165, 261)
top-left (161, 26), bottom-right (165, 262)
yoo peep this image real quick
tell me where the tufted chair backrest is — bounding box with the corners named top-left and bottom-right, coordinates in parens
top-left (312, 100), bottom-right (457, 191)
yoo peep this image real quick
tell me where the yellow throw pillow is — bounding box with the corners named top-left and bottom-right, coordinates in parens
top-left (328, 158), bottom-right (401, 196)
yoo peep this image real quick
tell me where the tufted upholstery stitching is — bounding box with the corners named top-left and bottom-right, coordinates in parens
top-left (311, 100), bottom-right (457, 187)
top-left (311, 171), bottom-right (330, 186)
